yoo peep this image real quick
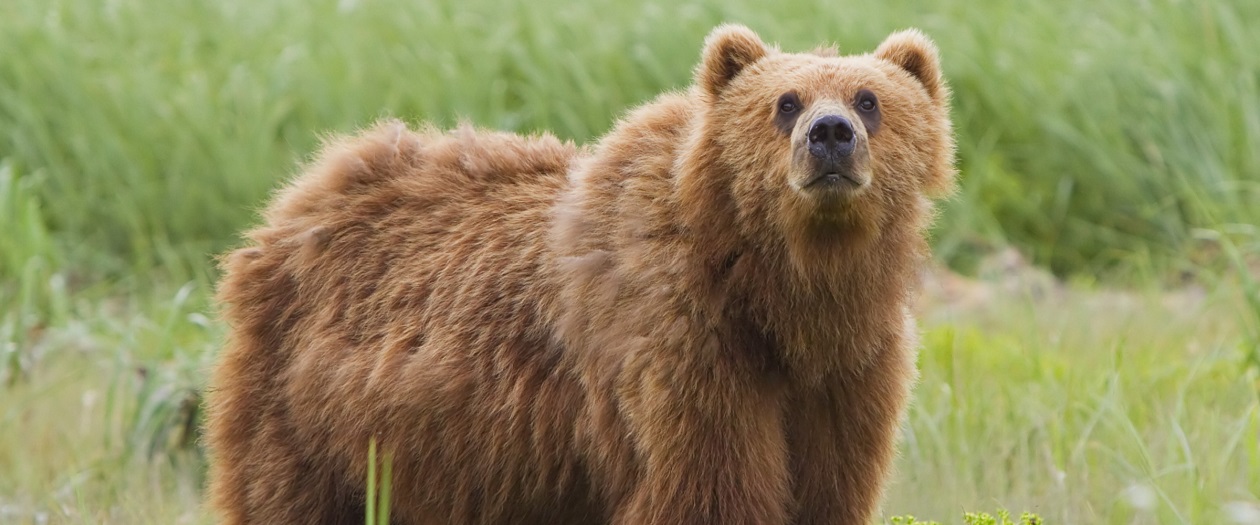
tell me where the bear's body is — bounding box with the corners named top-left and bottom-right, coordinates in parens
top-left (206, 25), bottom-right (955, 524)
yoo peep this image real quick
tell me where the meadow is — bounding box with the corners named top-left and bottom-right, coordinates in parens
top-left (1, 0), bottom-right (1257, 523)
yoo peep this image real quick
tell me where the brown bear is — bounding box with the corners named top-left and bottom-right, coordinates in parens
top-left (205, 24), bottom-right (955, 525)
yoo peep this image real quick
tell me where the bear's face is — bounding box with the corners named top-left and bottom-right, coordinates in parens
top-left (691, 25), bottom-right (955, 245)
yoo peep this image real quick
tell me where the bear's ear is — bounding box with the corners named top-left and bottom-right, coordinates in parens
top-left (874, 29), bottom-right (945, 102)
top-left (697, 24), bottom-right (769, 98)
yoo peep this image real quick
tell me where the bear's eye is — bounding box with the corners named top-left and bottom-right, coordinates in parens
top-left (777, 93), bottom-right (801, 115)
top-left (856, 91), bottom-right (879, 113)
top-left (854, 89), bottom-right (881, 136)
top-left (774, 92), bottom-right (803, 135)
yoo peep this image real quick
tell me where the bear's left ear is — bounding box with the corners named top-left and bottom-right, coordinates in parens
top-left (874, 29), bottom-right (946, 102)
top-left (697, 24), bottom-right (769, 98)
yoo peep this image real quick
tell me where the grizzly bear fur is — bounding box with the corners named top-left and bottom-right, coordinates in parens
top-left (205, 24), bottom-right (955, 525)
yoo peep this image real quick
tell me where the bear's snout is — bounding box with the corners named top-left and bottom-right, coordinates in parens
top-left (807, 115), bottom-right (857, 159)
top-left (796, 113), bottom-right (870, 193)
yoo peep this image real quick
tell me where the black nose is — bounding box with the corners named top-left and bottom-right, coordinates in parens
top-left (807, 115), bottom-right (856, 158)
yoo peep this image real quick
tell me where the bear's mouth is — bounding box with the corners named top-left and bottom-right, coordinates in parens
top-left (801, 164), bottom-right (871, 191)
top-left (803, 170), bottom-right (867, 190)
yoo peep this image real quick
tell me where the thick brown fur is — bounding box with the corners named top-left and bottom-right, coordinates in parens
top-left (205, 24), bottom-right (955, 525)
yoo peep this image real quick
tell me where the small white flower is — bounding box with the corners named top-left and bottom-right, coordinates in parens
top-left (1225, 502), bottom-right (1260, 525)
top-left (1122, 484), bottom-right (1157, 511)
top-left (1052, 467), bottom-right (1066, 486)
top-left (81, 389), bottom-right (98, 410)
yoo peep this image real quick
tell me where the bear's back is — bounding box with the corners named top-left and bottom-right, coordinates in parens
top-left (209, 122), bottom-right (597, 523)
top-left (222, 121), bottom-right (578, 353)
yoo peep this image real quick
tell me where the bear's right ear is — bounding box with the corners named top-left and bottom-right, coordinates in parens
top-left (696, 24), bottom-right (769, 98)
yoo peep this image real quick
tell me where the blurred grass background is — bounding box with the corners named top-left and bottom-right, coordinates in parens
top-left (0, 0), bottom-right (1257, 523)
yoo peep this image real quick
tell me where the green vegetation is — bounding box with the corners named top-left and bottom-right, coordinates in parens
top-left (890, 509), bottom-right (1042, 525)
top-left (366, 437), bottom-right (394, 525)
top-left (0, 0), bottom-right (1256, 523)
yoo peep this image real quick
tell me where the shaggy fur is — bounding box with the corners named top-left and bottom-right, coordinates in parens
top-left (206, 24), bottom-right (955, 525)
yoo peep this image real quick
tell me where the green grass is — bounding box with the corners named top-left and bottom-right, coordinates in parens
top-left (893, 285), bottom-right (1259, 523)
top-left (0, 0), bottom-right (1257, 523)
top-left (889, 510), bottom-right (1043, 525)
top-left (366, 437), bottom-right (394, 525)
top-left (1, 0), bottom-right (1257, 279)
top-left (0, 285), bottom-right (213, 523)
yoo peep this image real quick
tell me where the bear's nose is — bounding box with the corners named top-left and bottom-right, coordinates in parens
top-left (807, 115), bottom-right (856, 158)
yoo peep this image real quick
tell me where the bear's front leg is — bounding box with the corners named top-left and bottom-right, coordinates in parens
top-left (611, 342), bottom-right (792, 525)
top-left (787, 339), bottom-right (917, 525)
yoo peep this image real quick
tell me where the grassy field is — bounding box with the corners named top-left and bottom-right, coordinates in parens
top-left (1, 0), bottom-right (1258, 523)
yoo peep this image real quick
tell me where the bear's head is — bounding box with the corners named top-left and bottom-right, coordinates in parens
top-left (679, 24), bottom-right (955, 266)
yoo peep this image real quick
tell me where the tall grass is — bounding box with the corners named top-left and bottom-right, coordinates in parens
top-left (1196, 226), bottom-right (1260, 382)
top-left (0, 0), bottom-right (1256, 283)
top-left (0, 282), bottom-right (214, 523)
top-left (897, 296), bottom-right (1259, 523)
top-left (0, 162), bottom-right (65, 385)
